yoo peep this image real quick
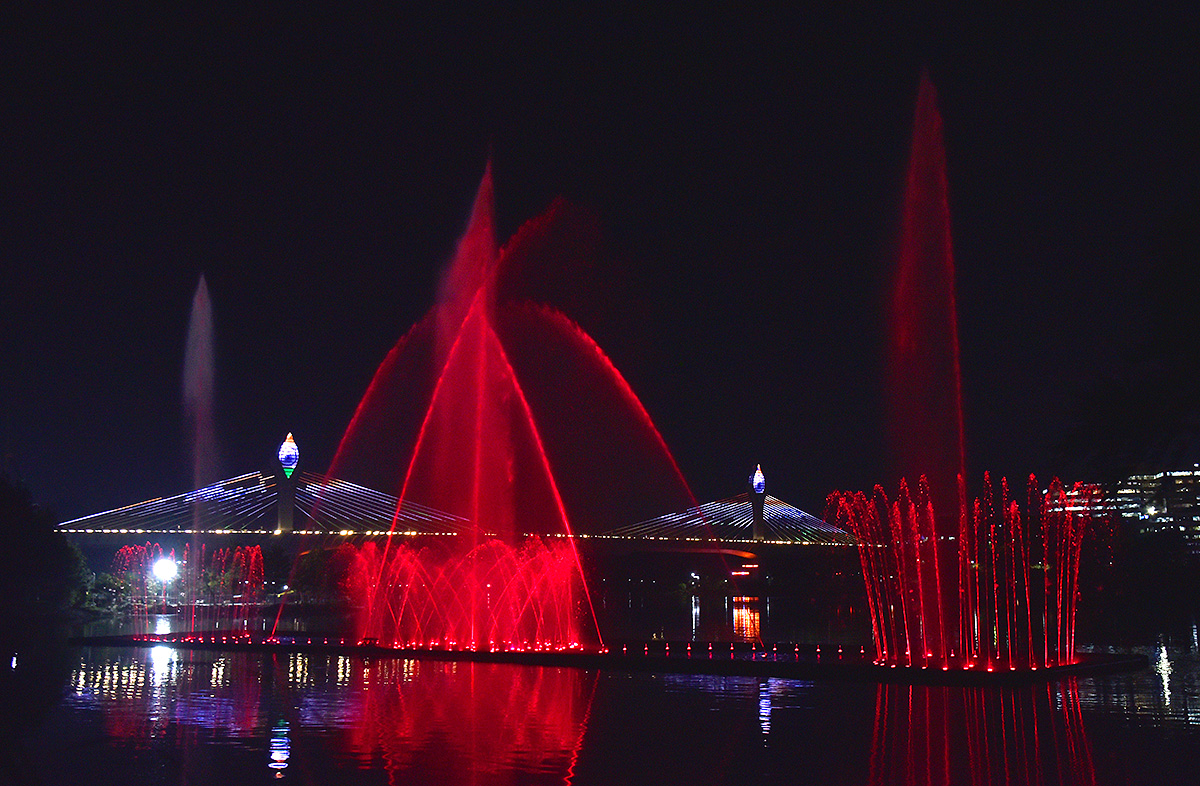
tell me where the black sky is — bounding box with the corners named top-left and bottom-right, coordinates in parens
top-left (3, 6), bottom-right (1196, 520)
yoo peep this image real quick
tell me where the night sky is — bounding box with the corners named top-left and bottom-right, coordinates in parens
top-left (3, 7), bottom-right (1196, 521)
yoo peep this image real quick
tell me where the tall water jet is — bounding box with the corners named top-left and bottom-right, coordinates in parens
top-left (183, 274), bottom-right (216, 494)
top-left (838, 74), bottom-right (1105, 671)
top-left (875, 71), bottom-right (966, 666)
top-left (329, 164), bottom-right (696, 649)
top-left (182, 274), bottom-right (216, 635)
top-left (887, 71), bottom-right (966, 518)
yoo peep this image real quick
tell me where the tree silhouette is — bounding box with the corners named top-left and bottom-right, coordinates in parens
top-left (0, 474), bottom-right (89, 623)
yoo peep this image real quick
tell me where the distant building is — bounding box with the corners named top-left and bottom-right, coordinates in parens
top-left (1113, 467), bottom-right (1200, 553)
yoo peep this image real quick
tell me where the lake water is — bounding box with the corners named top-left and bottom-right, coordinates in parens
top-left (6, 627), bottom-right (1200, 785)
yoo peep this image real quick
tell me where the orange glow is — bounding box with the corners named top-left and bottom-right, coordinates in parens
top-left (731, 596), bottom-right (761, 641)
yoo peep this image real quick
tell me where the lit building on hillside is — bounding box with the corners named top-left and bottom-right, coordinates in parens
top-left (1115, 467), bottom-right (1200, 552)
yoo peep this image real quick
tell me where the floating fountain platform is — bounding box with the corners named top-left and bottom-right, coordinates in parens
top-left (71, 634), bottom-right (1146, 685)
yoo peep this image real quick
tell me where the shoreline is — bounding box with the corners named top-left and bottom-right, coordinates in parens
top-left (71, 634), bottom-right (1149, 686)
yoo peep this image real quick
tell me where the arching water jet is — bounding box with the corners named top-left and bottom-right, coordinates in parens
top-left (328, 164), bottom-right (697, 650)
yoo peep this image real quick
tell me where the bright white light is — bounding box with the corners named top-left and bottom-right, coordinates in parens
top-left (1156, 644), bottom-right (1172, 705)
top-left (150, 645), bottom-right (175, 680)
top-left (152, 557), bottom-right (178, 582)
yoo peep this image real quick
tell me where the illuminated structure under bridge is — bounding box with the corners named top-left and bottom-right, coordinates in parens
top-left (57, 470), bottom-right (469, 537)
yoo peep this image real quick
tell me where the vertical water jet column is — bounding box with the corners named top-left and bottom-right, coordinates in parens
top-left (411, 161), bottom-right (525, 544)
top-left (183, 274), bottom-right (217, 499)
top-left (883, 73), bottom-right (966, 663)
top-left (887, 73), bottom-right (966, 515)
top-left (837, 74), bottom-right (1103, 670)
top-left (182, 274), bottom-right (216, 633)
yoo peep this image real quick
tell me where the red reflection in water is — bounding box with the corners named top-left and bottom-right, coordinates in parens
top-left (731, 597), bottom-right (761, 643)
top-left (829, 476), bottom-right (1102, 669)
top-left (75, 650), bottom-right (595, 783)
top-left (340, 660), bottom-right (597, 782)
top-left (868, 679), bottom-right (1096, 786)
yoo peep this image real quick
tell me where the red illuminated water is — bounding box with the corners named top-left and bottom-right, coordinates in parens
top-left (852, 74), bottom-right (1106, 671)
top-left (339, 536), bottom-right (586, 650)
top-left (328, 164), bottom-right (695, 649)
top-left (887, 72), bottom-right (965, 517)
top-left (47, 642), bottom-right (1200, 784)
top-left (868, 680), bottom-right (1096, 785)
top-left (342, 659), bottom-right (597, 776)
top-left (829, 475), bottom-right (1102, 670)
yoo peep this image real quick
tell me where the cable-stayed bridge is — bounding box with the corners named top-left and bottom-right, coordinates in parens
top-left (57, 471), bottom-right (467, 537)
top-left (58, 474), bottom-right (854, 549)
top-left (596, 492), bottom-right (856, 546)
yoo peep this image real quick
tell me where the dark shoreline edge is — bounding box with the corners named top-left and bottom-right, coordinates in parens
top-left (70, 635), bottom-right (1148, 686)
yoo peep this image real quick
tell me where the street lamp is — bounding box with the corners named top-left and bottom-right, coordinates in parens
top-left (152, 557), bottom-right (178, 616)
top-left (152, 557), bottom-right (178, 583)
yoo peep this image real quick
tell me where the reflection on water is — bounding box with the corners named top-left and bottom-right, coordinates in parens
top-left (268, 720), bottom-right (290, 775)
top-left (870, 682), bottom-right (1096, 786)
top-left (61, 646), bottom-right (595, 783)
top-left (24, 641), bottom-right (1200, 784)
top-left (1075, 643), bottom-right (1200, 726)
top-left (338, 658), bottom-right (595, 777)
top-left (80, 611), bottom-right (354, 640)
top-left (732, 596), bottom-right (761, 642)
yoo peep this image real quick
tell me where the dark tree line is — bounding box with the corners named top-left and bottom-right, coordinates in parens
top-left (0, 473), bottom-right (90, 626)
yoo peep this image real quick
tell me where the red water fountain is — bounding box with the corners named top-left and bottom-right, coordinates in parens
top-left (834, 73), bottom-right (1106, 672)
top-left (339, 537), bottom-right (585, 651)
top-left (828, 475), bottom-right (1102, 670)
top-left (886, 72), bottom-right (967, 521)
top-left (327, 163), bottom-right (695, 651)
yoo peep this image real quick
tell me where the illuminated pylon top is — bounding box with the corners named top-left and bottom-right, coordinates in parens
top-left (751, 464), bottom-right (765, 494)
top-left (278, 433), bottom-right (299, 478)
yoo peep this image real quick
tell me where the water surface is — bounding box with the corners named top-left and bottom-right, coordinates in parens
top-left (10, 637), bottom-right (1200, 785)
